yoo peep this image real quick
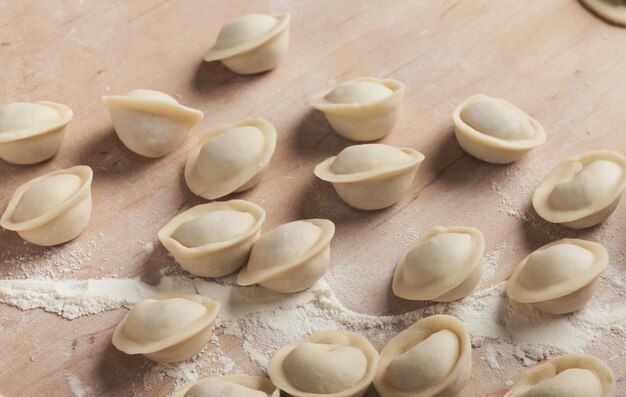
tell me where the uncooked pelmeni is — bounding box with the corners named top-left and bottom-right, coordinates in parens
top-left (374, 315), bottom-right (471, 397)
top-left (581, 0), bottom-right (626, 26)
top-left (504, 354), bottom-right (616, 397)
top-left (0, 101), bottom-right (72, 164)
top-left (237, 219), bottom-right (335, 293)
top-left (532, 150), bottom-right (626, 229)
top-left (310, 77), bottom-right (405, 141)
top-left (158, 200), bottom-right (265, 277)
top-left (112, 293), bottom-right (220, 363)
top-left (185, 118), bottom-right (277, 200)
top-left (452, 94), bottom-right (546, 163)
top-left (507, 239), bottom-right (607, 314)
top-left (314, 144), bottom-right (425, 210)
top-left (204, 13), bottom-right (291, 74)
top-left (103, 89), bottom-right (203, 158)
top-left (172, 374), bottom-right (279, 397)
top-left (0, 165), bottom-right (93, 246)
top-left (392, 226), bottom-right (484, 302)
top-left (268, 330), bottom-right (378, 397)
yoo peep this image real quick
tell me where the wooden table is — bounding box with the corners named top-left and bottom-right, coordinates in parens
top-left (1, 1), bottom-right (625, 396)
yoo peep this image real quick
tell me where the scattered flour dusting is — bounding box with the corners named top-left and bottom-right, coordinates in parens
top-left (66, 373), bottom-right (91, 397)
top-left (1, 267), bottom-right (625, 390)
top-left (143, 242), bottom-right (155, 254)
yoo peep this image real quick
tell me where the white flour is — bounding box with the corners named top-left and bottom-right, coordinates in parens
top-left (0, 266), bottom-right (624, 392)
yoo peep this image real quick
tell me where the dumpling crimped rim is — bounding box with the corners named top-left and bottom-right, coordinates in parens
top-left (268, 330), bottom-right (379, 397)
top-left (507, 238), bottom-right (607, 303)
top-left (314, 148), bottom-right (425, 184)
top-left (374, 315), bottom-right (471, 397)
top-left (0, 165), bottom-right (93, 232)
top-left (452, 94), bottom-right (546, 150)
top-left (112, 293), bottom-right (220, 355)
top-left (532, 150), bottom-right (626, 223)
top-left (204, 13), bottom-right (291, 62)
top-left (157, 200), bottom-right (265, 256)
top-left (392, 226), bottom-right (484, 300)
top-left (237, 219), bottom-right (335, 285)
top-left (504, 354), bottom-right (616, 397)
top-left (0, 101), bottom-right (73, 142)
top-left (102, 95), bottom-right (204, 124)
top-left (310, 77), bottom-right (405, 116)
top-left (184, 118), bottom-right (277, 200)
top-left (171, 374), bottom-right (280, 397)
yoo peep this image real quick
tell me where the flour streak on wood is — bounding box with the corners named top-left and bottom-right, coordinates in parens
top-left (1, 1), bottom-right (625, 396)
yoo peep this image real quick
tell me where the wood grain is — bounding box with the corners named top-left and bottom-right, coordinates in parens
top-left (1, 0), bottom-right (625, 396)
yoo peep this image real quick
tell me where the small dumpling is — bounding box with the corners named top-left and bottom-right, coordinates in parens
top-left (504, 354), bottom-right (616, 397)
top-left (112, 293), bottom-right (220, 363)
top-left (158, 200), bottom-right (265, 277)
top-left (507, 239), bottom-right (607, 314)
top-left (237, 219), bottom-right (335, 293)
top-left (0, 165), bottom-right (93, 246)
top-left (311, 77), bottom-right (405, 141)
top-left (172, 375), bottom-right (279, 397)
top-left (374, 315), bottom-right (472, 397)
top-left (0, 101), bottom-right (72, 164)
top-left (268, 330), bottom-right (378, 397)
top-left (204, 13), bottom-right (291, 74)
top-left (392, 226), bottom-right (484, 302)
top-left (580, 0), bottom-right (626, 26)
top-left (185, 118), bottom-right (277, 200)
top-left (532, 150), bottom-right (626, 229)
top-left (314, 144), bottom-right (425, 210)
top-left (453, 94), bottom-right (546, 163)
top-left (103, 89), bottom-right (203, 158)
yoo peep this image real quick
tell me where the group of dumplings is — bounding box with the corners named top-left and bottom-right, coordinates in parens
top-left (0, 10), bottom-right (624, 397)
top-left (169, 315), bottom-right (616, 397)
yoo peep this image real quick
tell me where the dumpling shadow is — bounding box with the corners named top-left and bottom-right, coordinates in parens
top-left (192, 59), bottom-right (272, 96)
top-left (290, 109), bottom-right (353, 159)
top-left (93, 343), bottom-right (148, 395)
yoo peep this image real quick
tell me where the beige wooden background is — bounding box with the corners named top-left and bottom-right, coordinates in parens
top-left (1, 0), bottom-right (625, 396)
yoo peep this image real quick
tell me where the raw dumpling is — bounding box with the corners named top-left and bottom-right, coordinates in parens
top-left (172, 375), bottom-right (279, 397)
top-left (505, 354), bottom-right (616, 397)
top-left (453, 94), bottom-right (546, 163)
top-left (112, 293), bottom-right (220, 363)
top-left (0, 165), bottom-right (93, 246)
top-left (185, 118), bottom-right (277, 200)
top-left (310, 77), bottom-right (405, 141)
top-left (314, 144), bottom-right (425, 210)
top-left (532, 150), bottom-right (626, 229)
top-left (103, 89), bottom-right (203, 158)
top-left (268, 330), bottom-right (379, 397)
top-left (158, 200), bottom-right (265, 277)
top-left (0, 101), bottom-right (72, 164)
top-left (392, 226), bottom-right (485, 302)
top-left (374, 315), bottom-right (472, 397)
top-left (580, 0), bottom-right (626, 26)
top-left (507, 239), bottom-right (607, 314)
top-left (237, 219), bottom-right (335, 293)
top-left (204, 13), bottom-right (291, 74)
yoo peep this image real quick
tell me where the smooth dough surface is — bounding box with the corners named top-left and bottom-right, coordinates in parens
top-left (385, 329), bottom-right (460, 391)
top-left (460, 98), bottom-right (534, 140)
top-left (0, 103), bottom-right (60, 132)
top-left (325, 81), bottom-right (393, 105)
top-left (184, 378), bottom-right (267, 397)
top-left (283, 342), bottom-right (368, 394)
top-left (171, 210), bottom-right (256, 248)
top-left (517, 244), bottom-right (594, 289)
top-left (124, 298), bottom-right (208, 342)
top-left (12, 174), bottom-right (81, 222)
top-left (246, 221), bottom-right (321, 272)
top-left (330, 144), bottom-right (414, 175)
top-left (214, 14), bottom-right (279, 49)
top-left (519, 368), bottom-right (602, 397)
top-left (581, 0), bottom-right (626, 25)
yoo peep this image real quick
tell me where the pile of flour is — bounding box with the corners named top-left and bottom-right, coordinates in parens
top-left (0, 264), bottom-right (624, 393)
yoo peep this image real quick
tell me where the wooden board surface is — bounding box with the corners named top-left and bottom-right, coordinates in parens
top-left (1, 0), bottom-right (626, 396)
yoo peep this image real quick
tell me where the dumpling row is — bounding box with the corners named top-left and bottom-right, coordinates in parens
top-left (158, 199), bottom-right (335, 294)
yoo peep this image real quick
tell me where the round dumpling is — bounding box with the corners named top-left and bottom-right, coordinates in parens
top-left (172, 210), bottom-right (256, 248)
top-left (12, 174), bottom-right (81, 222)
top-left (325, 81), bottom-right (393, 104)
